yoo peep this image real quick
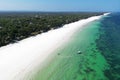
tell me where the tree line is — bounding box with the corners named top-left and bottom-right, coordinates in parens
top-left (0, 12), bottom-right (103, 47)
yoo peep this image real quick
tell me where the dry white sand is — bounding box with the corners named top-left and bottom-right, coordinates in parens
top-left (0, 13), bottom-right (109, 80)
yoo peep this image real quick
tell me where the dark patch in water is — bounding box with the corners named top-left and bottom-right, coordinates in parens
top-left (84, 67), bottom-right (95, 73)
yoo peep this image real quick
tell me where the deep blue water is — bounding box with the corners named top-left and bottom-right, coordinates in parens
top-left (97, 13), bottom-right (120, 80)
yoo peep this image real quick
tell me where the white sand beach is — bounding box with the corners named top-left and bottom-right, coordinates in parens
top-left (0, 13), bottom-right (108, 80)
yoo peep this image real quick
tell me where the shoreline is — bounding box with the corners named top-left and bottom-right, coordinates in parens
top-left (0, 13), bottom-right (108, 80)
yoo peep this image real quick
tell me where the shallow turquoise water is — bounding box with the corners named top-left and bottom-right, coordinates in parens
top-left (32, 20), bottom-right (109, 80)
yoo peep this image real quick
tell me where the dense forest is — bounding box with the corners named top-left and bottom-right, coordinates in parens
top-left (0, 12), bottom-right (103, 47)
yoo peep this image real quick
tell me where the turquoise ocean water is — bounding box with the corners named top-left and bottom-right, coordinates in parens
top-left (32, 13), bottom-right (120, 80)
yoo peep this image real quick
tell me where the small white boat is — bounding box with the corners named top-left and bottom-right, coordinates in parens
top-left (77, 51), bottom-right (82, 54)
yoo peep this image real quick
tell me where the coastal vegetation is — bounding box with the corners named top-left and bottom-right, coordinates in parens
top-left (0, 12), bottom-right (103, 47)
